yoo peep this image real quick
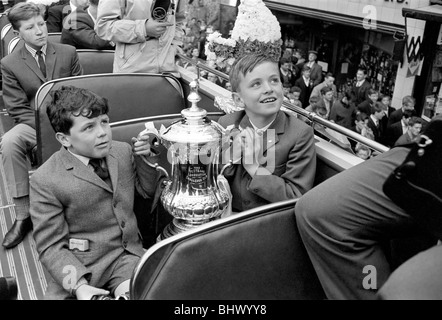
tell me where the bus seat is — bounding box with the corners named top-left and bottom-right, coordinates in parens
top-left (76, 49), bottom-right (114, 75)
top-left (47, 32), bottom-right (61, 43)
top-left (6, 35), bottom-right (21, 54)
top-left (34, 73), bottom-right (186, 165)
top-left (1, 23), bottom-right (14, 59)
top-left (130, 198), bottom-right (326, 300)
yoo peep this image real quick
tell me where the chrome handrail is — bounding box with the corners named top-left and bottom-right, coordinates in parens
top-left (176, 53), bottom-right (390, 155)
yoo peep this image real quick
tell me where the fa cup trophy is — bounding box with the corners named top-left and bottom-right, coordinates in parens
top-left (139, 80), bottom-right (230, 240)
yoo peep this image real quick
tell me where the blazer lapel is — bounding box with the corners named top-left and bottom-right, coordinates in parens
top-left (60, 147), bottom-right (113, 192)
top-left (237, 112), bottom-right (282, 153)
top-left (45, 42), bottom-right (57, 80)
top-left (21, 46), bottom-right (46, 82)
top-left (106, 152), bottom-right (119, 196)
top-left (264, 111), bottom-right (283, 153)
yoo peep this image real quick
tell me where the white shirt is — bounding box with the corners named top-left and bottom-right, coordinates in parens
top-left (370, 114), bottom-right (379, 128)
top-left (250, 119), bottom-right (275, 135)
top-left (25, 44), bottom-right (47, 68)
top-left (303, 76), bottom-right (310, 87)
top-left (356, 80), bottom-right (365, 87)
top-left (401, 119), bottom-right (409, 134)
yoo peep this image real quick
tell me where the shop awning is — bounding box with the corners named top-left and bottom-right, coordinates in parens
top-left (264, 0), bottom-right (404, 35)
top-left (402, 4), bottom-right (442, 23)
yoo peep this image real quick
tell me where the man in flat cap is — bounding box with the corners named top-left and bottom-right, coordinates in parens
top-left (305, 50), bottom-right (323, 87)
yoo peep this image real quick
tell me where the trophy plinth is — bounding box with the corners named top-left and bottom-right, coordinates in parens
top-left (154, 80), bottom-right (229, 241)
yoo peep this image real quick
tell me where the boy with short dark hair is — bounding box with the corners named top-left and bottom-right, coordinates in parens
top-left (30, 85), bottom-right (161, 300)
top-left (218, 54), bottom-right (316, 212)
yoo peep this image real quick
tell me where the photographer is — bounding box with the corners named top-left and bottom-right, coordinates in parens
top-left (95, 0), bottom-right (185, 76)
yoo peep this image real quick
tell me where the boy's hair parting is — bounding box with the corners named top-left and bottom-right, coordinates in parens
top-left (408, 116), bottom-right (423, 127)
top-left (402, 95), bottom-right (416, 107)
top-left (291, 86), bottom-right (302, 94)
top-left (7, 2), bottom-right (44, 30)
top-left (229, 54), bottom-right (278, 93)
top-left (46, 86), bottom-right (109, 134)
top-left (320, 86), bottom-right (333, 95)
top-left (372, 102), bottom-right (385, 114)
top-left (312, 103), bottom-right (327, 116)
top-left (309, 95), bottom-right (320, 105)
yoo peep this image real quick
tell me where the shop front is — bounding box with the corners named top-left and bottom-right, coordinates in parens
top-left (264, 0), bottom-right (424, 109)
top-left (403, 1), bottom-right (442, 120)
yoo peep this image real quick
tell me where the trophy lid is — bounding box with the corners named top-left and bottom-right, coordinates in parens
top-left (160, 79), bottom-right (223, 145)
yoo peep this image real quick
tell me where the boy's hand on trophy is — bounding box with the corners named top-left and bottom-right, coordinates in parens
top-left (131, 136), bottom-right (152, 157)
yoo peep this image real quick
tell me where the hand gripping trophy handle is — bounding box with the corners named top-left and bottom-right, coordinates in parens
top-left (136, 129), bottom-right (170, 180)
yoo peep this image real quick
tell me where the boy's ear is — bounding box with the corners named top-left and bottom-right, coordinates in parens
top-left (232, 92), bottom-right (244, 108)
top-left (55, 132), bottom-right (71, 148)
top-left (13, 30), bottom-right (19, 37)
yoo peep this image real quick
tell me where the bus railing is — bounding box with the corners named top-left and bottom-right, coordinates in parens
top-left (176, 53), bottom-right (390, 155)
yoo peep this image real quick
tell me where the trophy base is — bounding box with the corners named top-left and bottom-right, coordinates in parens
top-left (157, 217), bottom-right (218, 242)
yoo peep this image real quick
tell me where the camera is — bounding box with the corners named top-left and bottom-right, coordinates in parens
top-left (151, 0), bottom-right (174, 21)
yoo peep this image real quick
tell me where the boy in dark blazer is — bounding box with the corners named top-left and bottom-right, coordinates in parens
top-left (30, 86), bottom-right (163, 300)
top-left (0, 2), bottom-right (83, 249)
top-left (218, 54), bottom-right (316, 213)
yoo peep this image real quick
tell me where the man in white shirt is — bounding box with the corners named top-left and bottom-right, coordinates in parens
top-left (352, 67), bottom-right (372, 106)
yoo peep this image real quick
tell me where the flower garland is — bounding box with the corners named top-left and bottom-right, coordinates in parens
top-left (205, 0), bottom-right (282, 71)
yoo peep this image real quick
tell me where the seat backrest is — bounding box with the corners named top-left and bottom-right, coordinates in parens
top-left (47, 32), bottom-right (62, 43)
top-left (7, 35), bottom-right (21, 54)
top-left (35, 73), bottom-right (186, 165)
top-left (130, 198), bottom-right (325, 300)
top-left (76, 49), bottom-right (114, 75)
top-left (1, 23), bottom-right (14, 58)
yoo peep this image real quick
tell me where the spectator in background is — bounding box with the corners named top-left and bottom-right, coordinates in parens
top-left (294, 64), bottom-right (313, 109)
top-left (290, 86), bottom-right (302, 109)
top-left (357, 88), bottom-right (378, 116)
top-left (379, 94), bottom-right (395, 118)
top-left (354, 142), bottom-right (371, 160)
top-left (1, 2), bottom-right (83, 249)
top-left (46, 0), bottom-right (87, 33)
top-left (96, 0), bottom-right (185, 76)
top-left (353, 112), bottom-right (375, 141)
top-left (388, 95), bottom-right (416, 129)
top-left (387, 109), bottom-right (416, 147)
top-left (279, 57), bottom-right (295, 88)
top-left (310, 72), bottom-right (337, 100)
top-left (352, 67), bottom-right (372, 106)
top-left (394, 116), bottom-right (423, 146)
top-left (61, 0), bottom-right (114, 50)
top-left (329, 90), bottom-right (356, 130)
top-left (316, 86), bottom-right (334, 119)
top-left (305, 50), bottom-right (322, 86)
top-left (366, 102), bottom-right (386, 145)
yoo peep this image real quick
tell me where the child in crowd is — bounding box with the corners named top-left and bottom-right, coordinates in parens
top-left (30, 86), bottom-right (163, 300)
top-left (217, 53), bottom-right (317, 212)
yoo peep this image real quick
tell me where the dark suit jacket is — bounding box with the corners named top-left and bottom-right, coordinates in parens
top-left (309, 62), bottom-right (323, 87)
top-left (46, 4), bottom-right (72, 33)
top-left (387, 120), bottom-right (406, 147)
top-left (367, 116), bottom-right (385, 144)
top-left (352, 80), bottom-right (372, 106)
top-left (294, 77), bottom-right (313, 109)
top-left (30, 141), bottom-right (160, 299)
top-left (218, 110), bottom-right (316, 212)
top-left (388, 108), bottom-right (403, 128)
top-left (1, 41), bottom-right (83, 129)
top-left (356, 99), bottom-right (374, 116)
top-left (61, 7), bottom-right (114, 50)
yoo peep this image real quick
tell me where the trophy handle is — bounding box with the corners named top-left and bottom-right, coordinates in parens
top-left (138, 131), bottom-right (170, 179)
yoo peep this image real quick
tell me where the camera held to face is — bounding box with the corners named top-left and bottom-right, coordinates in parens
top-left (151, 0), bottom-right (175, 21)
